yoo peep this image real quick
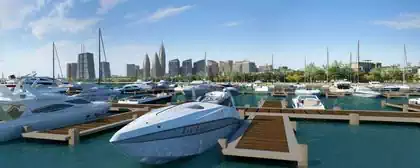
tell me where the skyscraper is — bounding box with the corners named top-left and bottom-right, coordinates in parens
top-left (66, 63), bottom-right (78, 81)
top-left (151, 52), bottom-right (161, 78)
top-left (181, 59), bottom-right (192, 76)
top-left (159, 42), bottom-right (166, 76)
top-left (219, 60), bottom-right (233, 75)
top-left (193, 59), bottom-right (206, 76)
top-left (100, 62), bottom-right (111, 78)
top-left (207, 60), bottom-right (219, 77)
top-left (143, 54), bottom-right (150, 79)
top-left (126, 64), bottom-right (137, 77)
top-left (77, 52), bottom-right (95, 80)
top-left (169, 59), bottom-right (180, 76)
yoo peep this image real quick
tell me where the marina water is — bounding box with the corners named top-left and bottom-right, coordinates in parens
top-left (1, 94), bottom-right (420, 168)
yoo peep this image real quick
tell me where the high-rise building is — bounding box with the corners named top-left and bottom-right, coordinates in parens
top-left (169, 59), bottom-right (180, 76)
top-left (77, 52), bottom-right (96, 80)
top-left (126, 64), bottom-right (137, 77)
top-left (181, 59), bottom-right (193, 76)
top-left (351, 60), bottom-right (381, 73)
top-left (258, 64), bottom-right (273, 72)
top-left (193, 59), bottom-right (206, 76)
top-left (219, 60), bottom-right (233, 75)
top-left (207, 60), bottom-right (219, 77)
top-left (66, 63), bottom-right (78, 81)
top-left (100, 62), bottom-right (111, 78)
top-left (151, 52), bottom-right (162, 78)
top-left (159, 42), bottom-right (166, 76)
top-left (143, 54), bottom-right (150, 79)
top-left (233, 60), bottom-right (257, 73)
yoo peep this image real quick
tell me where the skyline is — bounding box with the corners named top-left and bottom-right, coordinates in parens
top-left (0, 0), bottom-right (420, 76)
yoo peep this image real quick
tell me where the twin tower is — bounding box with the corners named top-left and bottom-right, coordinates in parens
top-left (143, 42), bottom-right (166, 79)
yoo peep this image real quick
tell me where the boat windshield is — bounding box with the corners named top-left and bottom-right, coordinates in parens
top-left (0, 104), bottom-right (26, 121)
top-left (200, 92), bottom-right (233, 106)
top-left (337, 84), bottom-right (351, 89)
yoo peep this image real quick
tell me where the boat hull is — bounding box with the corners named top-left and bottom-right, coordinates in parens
top-left (111, 123), bottom-right (240, 164)
top-left (353, 93), bottom-right (380, 98)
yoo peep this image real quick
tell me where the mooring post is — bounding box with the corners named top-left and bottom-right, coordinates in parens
top-left (281, 99), bottom-right (287, 109)
top-left (239, 110), bottom-right (245, 120)
top-left (132, 114), bottom-right (138, 119)
top-left (325, 91), bottom-right (329, 99)
top-left (403, 104), bottom-right (408, 112)
top-left (218, 139), bottom-right (227, 149)
top-left (380, 100), bottom-right (386, 108)
top-left (349, 113), bottom-right (360, 126)
top-left (298, 144), bottom-right (308, 168)
top-left (68, 128), bottom-right (80, 146)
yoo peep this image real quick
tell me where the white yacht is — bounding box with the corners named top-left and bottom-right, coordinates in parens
top-left (409, 98), bottom-right (420, 105)
top-left (182, 81), bottom-right (215, 99)
top-left (71, 83), bottom-right (121, 102)
top-left (110, 89), bottom-right (241, 164)
top-left (118, 93), bottom-right (172, 105)
top-left (292, 95), bottom-right (325, 110)
top-left (353, 86), bottom-right (381, 98)
top-left (156, 80), bottom-right (170, 89)
top-left (119, 83), bottom-right (153, 93)
top-left (329, 81), bottom-right (353, 95)
top-left (253, 81), bottom-right (269, 93)
top-left (383, 85), bottom-right (410, 92)
top-left (294, 84), bottom-right (321, 96)
top-left (0, 83), bottom-right (110, 142)
top-left (368, 81), bottom-right (383, 89)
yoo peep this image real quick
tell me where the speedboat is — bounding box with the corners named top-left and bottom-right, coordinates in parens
top-left (156, 80), bottom-right (170, 89)
top-left (329, 81), bottom-right (353, 95)
top-left (383, 85), bottom-right (410, 92)
top-left (119, 83), bottom-right (153, 93)
top-left (292, 95), bottom-right (325, 110)
top-left (353, 86), bottom-right (381, 98)
top-left (409, 98), bottom-right (420, 105)
top-left (110, 89), bottom-right (241, 164)
top-left (118, 93), bottom-right (172, 104)
top-left (294, 84), bottom-right (321, 96)
top-left (0, 83), bottom-right (110, 142)
top-left (182, 81), bottom-right (215, 99)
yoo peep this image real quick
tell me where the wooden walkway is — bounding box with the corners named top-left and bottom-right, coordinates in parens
top-left (381, 101), bottom-right (420, 112)
top-left (21, 104), bottom-right (165, 145)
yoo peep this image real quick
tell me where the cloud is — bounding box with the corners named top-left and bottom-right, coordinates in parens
top-left (0, 0), bottom-right (47, 30)
top-left (97, 0), bottom-right (127, 15)
top-left (146, 5), bottom-right (193, 22)
top-left (222, 21), bottom-right (242, 27)
top-left (373, 13), bottom-right (420, 29)
top-left (29, 0), bottom-right (100, 39)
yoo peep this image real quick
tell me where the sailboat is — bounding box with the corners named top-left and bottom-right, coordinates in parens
top-left (384, 44), bottom-right (410, 92)
top-left (295, 56), bottom-right (321, 95)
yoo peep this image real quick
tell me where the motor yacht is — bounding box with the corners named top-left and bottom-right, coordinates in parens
top-left (0, 83), bottom-right (110, 142)
top-left (71, 83), bottom-right (121, 102)
top-left (182, 81), bottom-right (215, 99)
top-left (329, 81), bottom-right (353, 95)
top-left (383, 85), bottom-right (410, 92)
top-left (156, 80), bottom-right (170, 89)
top-left (353, 86), bottom-right (381, 98)
top-left (110, 89), bottom-right (241, 164)
top-left (119, 83), bottom-right (153, 93)
top-left (409, 98), bottom-right (420, 105)
top-left (292, 95), bottom-right (325, 110)
top-left (368, 81), bottom-right (383, 89)
top-left (118, 93), bottom-right (173, 105)
top-left (294, 84), bottom-right (321, 96)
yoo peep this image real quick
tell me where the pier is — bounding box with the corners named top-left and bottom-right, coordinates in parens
top-left (222, 100), bottom-right (420, 167)
top-left (381, 101), bottom-right (420, 112)
top-left (21, 103), bottom-right (165, 145)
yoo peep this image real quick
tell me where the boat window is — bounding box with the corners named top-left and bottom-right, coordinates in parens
top-left (32, 104), bottom-right (74, 113)
top-left (65, 99), bottom-right (91, 104)
top-left (337, 84), bottom-right (350, 89)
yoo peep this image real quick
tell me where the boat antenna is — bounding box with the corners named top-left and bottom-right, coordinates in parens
top-left (53, 42), bottom-right (55, 80)
top-left (98, 28), bottom-right (102, 84)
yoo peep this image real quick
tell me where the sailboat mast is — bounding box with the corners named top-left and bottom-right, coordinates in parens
top-left (326, 47), bottom-right (329, 83)
top-left (271, 53), bottom-right (274, 71)
top-left (304, 56), bottom-right (307, 83)
top-left (98, 28), bottom-right (102, 84)
top-left (357, 40), bottom-right (360, 83)
top-left (204, 52), bottom-right (207, 78)
top-left (53, 42), bottom-right (55, 80)
top-left (403, 44), bottom-right (407, 85)
top-left (349, 52), bottom-right (352, 82)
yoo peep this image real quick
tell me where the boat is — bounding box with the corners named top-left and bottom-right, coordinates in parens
top-left (156, 80), bottom-right (170, 89)
top-left (409, 98), bottom-right (420, 105)
top-left (0, 83), bottom-right (110, 142)
top-left (329, 81), bottom-right (353, 95)
top-left (117, 93), bottom-right (172, 104)
top-left (71, 83), bottom-right (121, 102)
top-left (353, 86), bottom-right (381, 98)
top-left (368, 81), bottom-right (383, 89)
top-left (182, 80), bottom-right (216, 99)
top-left (383, 85), bottom-right (410, 92)
top-left (294, 84), bottom-right (321, 96)
top-left (110, 89), bottom-right (241, 164)
top-left (292, 95), bottom-right (325, 110)
top-left (118, 83), bottom-right (153, 93)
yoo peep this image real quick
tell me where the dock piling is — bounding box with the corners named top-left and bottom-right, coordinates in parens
top-left (218, 139), bottom-right (227, 149)
top-left (298, 144), bottom-right (308, 168)
top-left (132, 114), bottom-right (138, 119)
top-left (403, 104), bottom-right (408, 112)
top-left (381, 100), bottom-right (386, 108)
top-left (68, 128), bottom-right (80, 146)
top-left (239, 110), bottom-right (245, 120)
top-left (281, 99), bottom-right (287, 109)
top-left (349, 113), bottom-right (360, 126)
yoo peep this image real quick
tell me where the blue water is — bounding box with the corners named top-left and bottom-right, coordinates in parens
top-left (1, 94), bottom-right (419, 168)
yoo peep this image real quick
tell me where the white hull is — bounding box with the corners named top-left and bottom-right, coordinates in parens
top-left (294, 89), bottom-right (321, 96)
top-left (353, 92), bottom-right (380, 98)
top-left (112, 123), bottom-right (239, 164)
top-left (0, 102), bottom-right (109, 142)
top-left (254, 86), bottom-right (269, 93)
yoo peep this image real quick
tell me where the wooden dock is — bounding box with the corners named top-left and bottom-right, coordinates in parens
top-left (382, 92), bottom-right (409, 99)
top-left (21, 103), bottom-right (166, 145)
top-left (381, 101), bottom-right (420, 112)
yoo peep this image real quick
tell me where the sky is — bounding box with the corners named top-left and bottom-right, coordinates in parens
top-left (0, 0), bottom-right (420, 77)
